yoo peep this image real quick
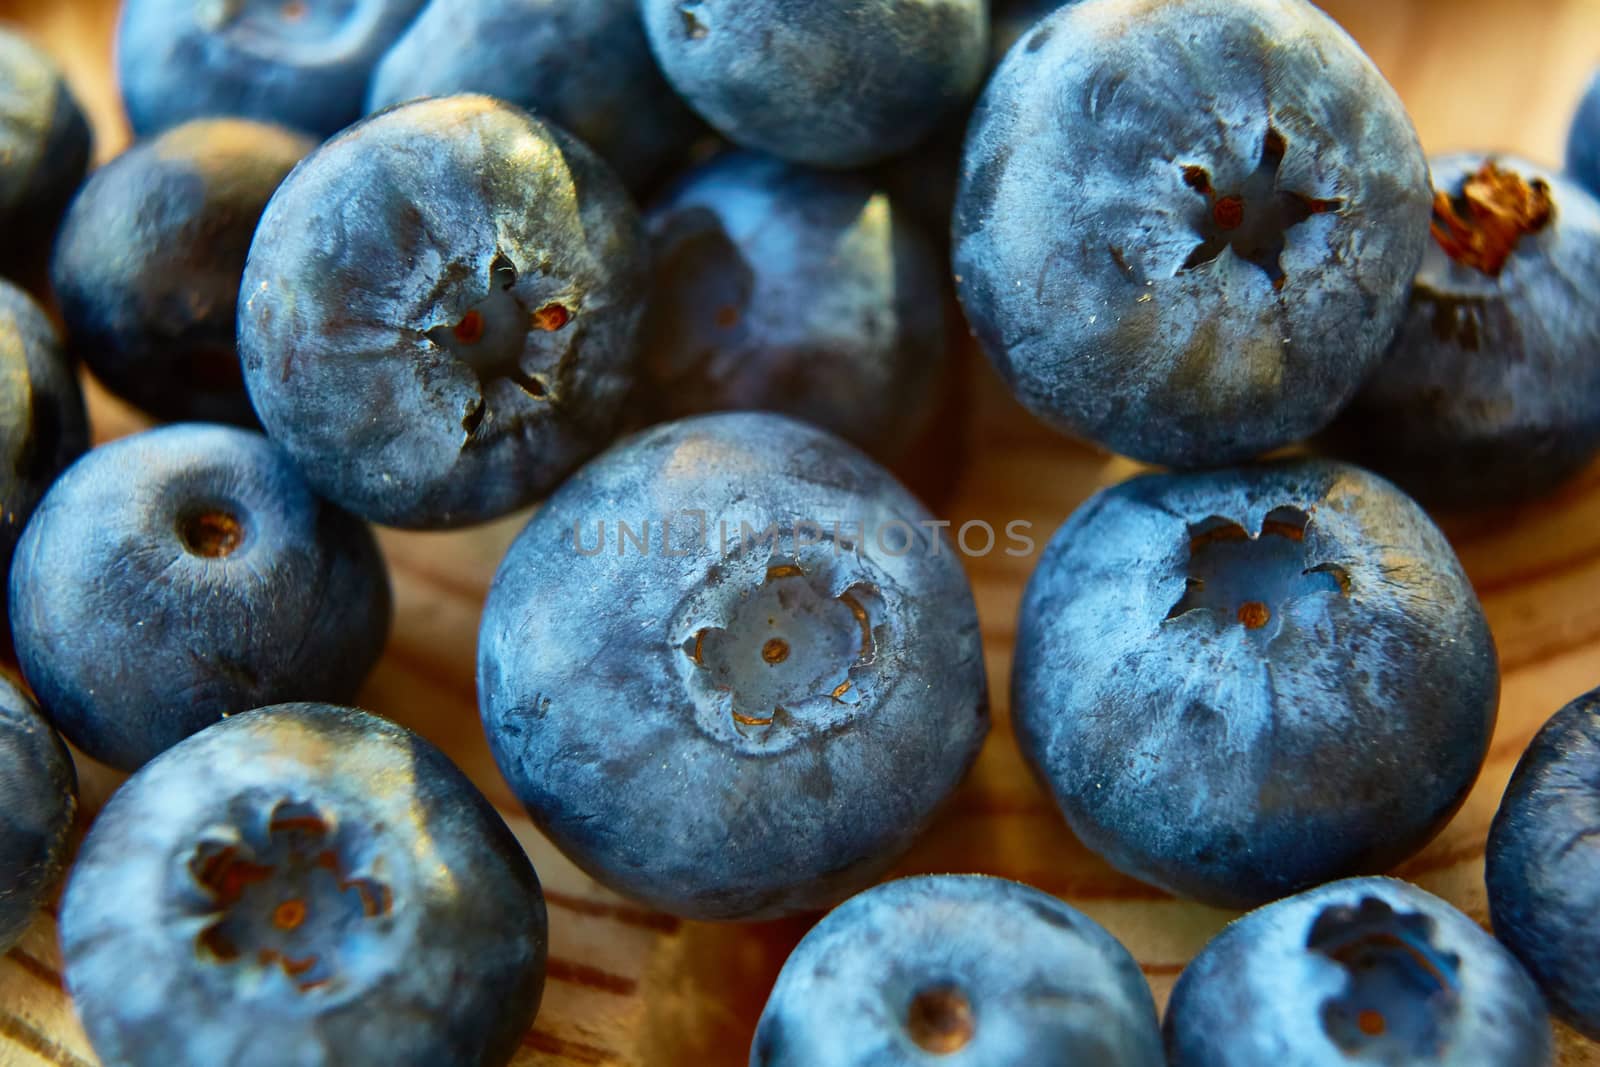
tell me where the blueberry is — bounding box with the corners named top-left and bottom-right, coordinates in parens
top-left (751, 875), bottom-right (1163, 1066)
top-left (1013, 459), bottom-right (1497, 908)
top-left (1487, 687), bottom-right (1600, 1039)
top-left (51, 119), bottom-right (314, 427)
top-left (1322, 156), bottom-right (1600, 510)
top-left (9, 423), bottom-right (391, 771)
top-left (954, 0), bottom-right (1431, 468)
top-left (1567, 68), bottom-right (1600, 199)
top-left (641, 152), bottom-right (947, 459)
top-left (61, 703), bottom-right (546, 1067)
top-left (640, 0), bottom-right (988, 169)
top-left (991, 0), bottom-right (1071, 61)
top-left (240, 96), bottom-right (648, 529)
top-left (1165, 877), bottom-right (1552, 1066)
top-left (479, 412), bottom-right (988, 920)
top-left (0, 26), bottom-right (91, 288)
top-left (367, 0), bottom-right (702, 192)
top-left (0, 675), bottom-right (77, 953)
top-left (0, 280), bottom-right (88, 616)
top-left (116, 0), bottom-right (426, 140)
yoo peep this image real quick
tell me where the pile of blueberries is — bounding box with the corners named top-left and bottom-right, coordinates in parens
top-left (4, 0), bottom-right (1600, 1064)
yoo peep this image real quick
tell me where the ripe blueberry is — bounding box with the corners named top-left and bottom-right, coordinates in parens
top-left (752, 875), bottom-right (1163, 1066)
top-left (52, 118), bottom-right (314, 426)
top-left (1166, 877), bottom-right (1551, 1066)
top-left (61, 703), bottom-right (547, 1067)
top-left (479, 413), bottom-right (989, 920)
top-left (9, 424), bottom-right (391, 770)
top-left (1487, 686), bottom-right (1600, 1040)
top-left (1013, 460), bottom-right (1497, 907)
top-left (955, 0), bottom-right (1431, 467)
top-left (240, 96), bottom-right (649, 529)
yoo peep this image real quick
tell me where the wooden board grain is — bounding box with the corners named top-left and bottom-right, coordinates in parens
top-left (2, 0), bottom-right (1599, 1063)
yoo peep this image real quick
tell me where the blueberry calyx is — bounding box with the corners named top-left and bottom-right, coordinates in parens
top-left (1430, 160), bottom-right (1554, 277)
top-left (684, 560), bottom-right (880, 730)
top-left (177, 505), bottom-right (248, 558)
top-left (1307, 896), bottom-right (1463, 1060)
top-left (672, 538), bottom-right (894, 750)
top-left (1179, 127), bottom-right (1345, 291)
top-left (1164, 506), bottom-right (1350, 637)
top-left (187, 798), bottom-right (393, 994)
top-left (426, 252), bottom-right (569, 444)
top-left (906, 984), bottom-right (977, 1055)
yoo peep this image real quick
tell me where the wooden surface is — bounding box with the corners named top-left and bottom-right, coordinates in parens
top-left (3, 0), bottom-right (1600, 1063)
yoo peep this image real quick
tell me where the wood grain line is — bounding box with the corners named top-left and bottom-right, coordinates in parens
top-left (0, 1012), bottom-right (94, 1067)
top-left (545, 958), bottom-right (638, 997)
top-left (520, 1028), bottom-right (618, 1065)
top-left (6, 948), bottom-right (64, 992)
top-left (543, 890), bottom-right (682, 935)
top-left (1477, 542), bottom-right (1600, 596)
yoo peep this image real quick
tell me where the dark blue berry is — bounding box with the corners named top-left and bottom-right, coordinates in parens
top-left (1013, 460), bottom-right (1497, 908)
top-left (0, 27), bottom-right (91, 288)
top-left (1566, 67), bottom-right (1600, 200)
top-left (1487, 687), bottom-right (1600, 1040)
top-left (0, 280), bottom-right (88, 619)
top-left (52, 119), bottom-right (314, 426)
top-left (1166, 877), bottom-right (1551, 1066)
top-left (1324, 156), bottom-right (1600, 510)
top-left (479, 413), bottom-right (988, 920)
top-left (954, 0), bottom-right (1430, 467)
top-left (640, 0), bottom-right (987, 169)
top-left (367, 0), bottom-right (702, 191)
top-left (239, 96), bottom-right (649, 529)
top-left (0, 674), bottom-right (77, 952)
top-left (61, 703), bottom-right (546, 1067)
top-left (9, 424), bottom-right (391, 770)
top-left (116, 0), bottom-right (426, 139)
top-left (752, 875), bottom-right (1163, 1066)
top-left (641, 152), bottom-right (946, 458)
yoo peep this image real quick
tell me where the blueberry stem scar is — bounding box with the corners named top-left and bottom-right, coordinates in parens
top-left (426, 253), bottom-right (566, 443)
top-left (907, 985), bottom-right (976, 1054)
top-left (1179, 127), bottom-right (1344, 291)
top-left (685, 561), bottom-right (880, 730)
top-left (1430, 160), bottom-right (1554, 277)
top-left (178, 507), bottom-right (246, 559)
top-left (1165, 507), bottom-right (1350, 631)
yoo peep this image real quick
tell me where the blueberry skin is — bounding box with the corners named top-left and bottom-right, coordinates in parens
top-left (1487, 688), bottom-right (1600, 1039)
top-left (1324, 156), bottom-right (1600, 510)
top-left (240, 96), bottom-right (649, 529)
top-left (991, 0), bottom-right (1070, 61)
top-left (1567, 69), bottom-right (1600, 199)
top-left (116, 0), bottom-right (426, 140)
top-left (954, 0), bottom-right (1431, 468)
top-left (1013, 460), bottom-right (1497, 908)
top-left (51, 119), bottom-right (314, 427)
top-left (0, 280), bottom-right (88, 611)
top-left (751, 875), bottom-right (1163, 1067)
top-left (642, 152), bottom-right (946, 459)
top-left (61, 703), bottom-right (546, 1067)
top-left (9, 424), bottom-right (391, 771)
top-left (1165, 877), bottom-right (1552, 1067)
top-left (640, 0), bottom-right (988, 170)
top-left (367, 0), bottom-right (701, 191)
top-left (0, 676), bottom-right (77, 953)
top-left (479, 412), bottom-right (989, 921)
top-left (0, 27), bottom-right (91, 286)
